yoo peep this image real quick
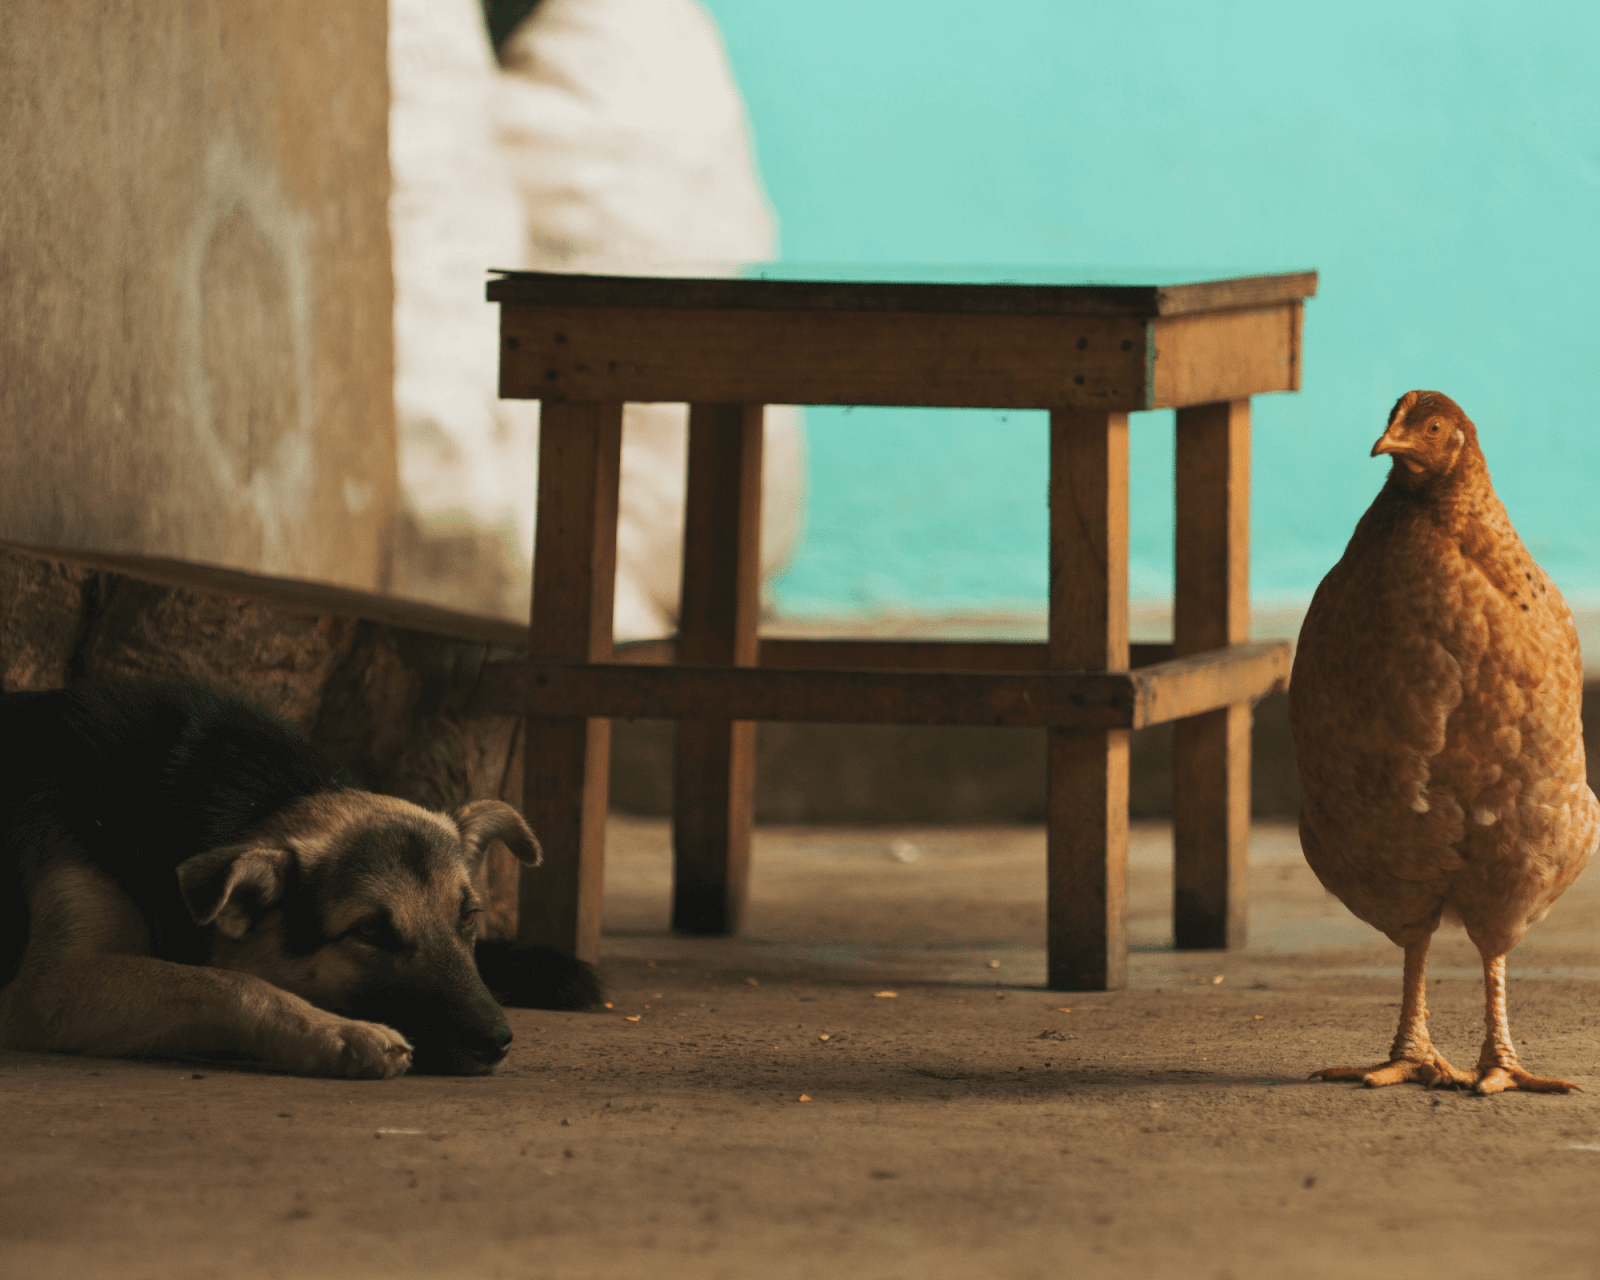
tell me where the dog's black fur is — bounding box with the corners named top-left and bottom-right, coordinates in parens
top-left (1, 683), bottom-right (599, 1077)
top-left (1, 684), bottom-right (350, 976)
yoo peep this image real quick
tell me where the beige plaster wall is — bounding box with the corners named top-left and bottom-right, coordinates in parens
top-left (0, 1), bottom-right (396, 591)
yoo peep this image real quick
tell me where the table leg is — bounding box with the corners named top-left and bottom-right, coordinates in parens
top-left (1173, 398), bottom-right (1251, 950)
top-left (1047, 408), bottom-right (1130, 991)
top-left (672, 403), bottom-right (764, 935)
top-left (517, 400), bottom-right (622, 964)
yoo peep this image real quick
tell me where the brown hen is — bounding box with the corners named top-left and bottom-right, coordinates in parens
top-left (1290, 390), bottom-right (1598, 1094)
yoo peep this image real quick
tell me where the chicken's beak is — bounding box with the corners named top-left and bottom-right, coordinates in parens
top-left (1370, 425), bottom-right (1409, 458)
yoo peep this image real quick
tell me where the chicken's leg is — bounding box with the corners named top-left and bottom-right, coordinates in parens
top-left (1468, 953), bottom-right (1579, 1095)
top-left (1311, 935), bottom-right (1472, 1088)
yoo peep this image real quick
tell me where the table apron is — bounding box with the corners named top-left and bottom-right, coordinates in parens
top-left (471, 641), bottom-right (1289, 730)
top-left (497, 304), bottom-right (1302, 410)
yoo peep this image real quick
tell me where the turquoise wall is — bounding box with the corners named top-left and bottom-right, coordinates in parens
top-left (702, 0), bottom-right (1600, 617)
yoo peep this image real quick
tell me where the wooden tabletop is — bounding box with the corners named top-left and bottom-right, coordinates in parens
top-left (486, 265), bottom-right (1318, 319)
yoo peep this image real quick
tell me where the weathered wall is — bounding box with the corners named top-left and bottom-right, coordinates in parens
top-left (0, 1), bottom-right (396, 590)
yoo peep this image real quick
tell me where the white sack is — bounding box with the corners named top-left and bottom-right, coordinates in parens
top-left (390, 0), bottom-right (804, 639)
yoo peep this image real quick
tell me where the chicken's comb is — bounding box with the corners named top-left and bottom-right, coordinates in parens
top-left (1387, 390), bottom-right (1420, 425)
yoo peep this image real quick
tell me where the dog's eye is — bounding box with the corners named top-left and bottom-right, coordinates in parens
top-left (459, 906), bottom-right (483, 934)
top-left (347, 916), bottom-right (400, 950)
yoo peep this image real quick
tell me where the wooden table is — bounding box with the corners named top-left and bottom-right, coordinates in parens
top-left (475, 266), bottom-right (1315, 990)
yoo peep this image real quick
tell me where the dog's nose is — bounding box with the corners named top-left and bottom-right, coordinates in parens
top-left (472, 1024), bottom-right (513, 1065)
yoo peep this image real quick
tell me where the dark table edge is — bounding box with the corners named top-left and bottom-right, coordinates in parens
top-left (485, 269), bottom-right (1318, 318)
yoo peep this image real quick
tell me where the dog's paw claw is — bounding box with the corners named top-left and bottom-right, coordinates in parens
top-left (336, 1020), bottom-right (413, 1079)
top-left (276, 1015), bottom-right (413, 1078)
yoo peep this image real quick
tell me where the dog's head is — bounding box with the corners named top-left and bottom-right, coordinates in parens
top-left (176, 791), bottom-right (541, 1075)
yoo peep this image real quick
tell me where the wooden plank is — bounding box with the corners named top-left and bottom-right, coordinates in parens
top-left (761, 637), bottom-right (1050, 671)
top-left (1049, 411), bottom-right (1129, 672)
top-left (614, 637), bottom-right (676, 665)
top-left (1047, 408), bottom-right (1130, 992)
top-left (617, 638), bottom-right (1178, 671)
top-left (1150, 304), bottom-right (1301, 409)
top-left (1289, 302), bottom-right (1305, 392)
top-left (1174, 401), bottom-right (1250, 652)
top-left (517, 401), bottom-right (622, 963)
top-left (519, 717), bottom-right (611, 962)
top-left (1133, 641), bottom-right (1288, 726)
top-left (1173, 702), bottom-right (1252, 948)
top-left (672, 718), bottom-right (754, 932)
top-left (471, 642), bottom-right (1287, 728)
top-left (500, 307), bottom-right (1150, 410)
top-left (673, 404), bottom-right (764, 936)
top-left (474, 662), bottom-right (1134, 727)
top-left (1154, 273), bottom-right (1318, 318)
top-left (528, 402), bottom-right (622, 661)
top-left (1049, 725), bottom-right (1130, 990)
top-left (675, 406), bottom-right (764, 665)
top-left (1173, 400), bottom-right (1252, 950)
top-left (487, 269), bottom-right (1319, 319)
top-left (757, 639), bottom-right (1175, 671)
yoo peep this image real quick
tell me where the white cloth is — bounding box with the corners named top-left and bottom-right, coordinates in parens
top-left (389, 0), bottom-right (803, 638)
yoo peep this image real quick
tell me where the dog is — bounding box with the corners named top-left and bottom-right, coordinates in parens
top-left (0, 682), bottom-right (599, 1077)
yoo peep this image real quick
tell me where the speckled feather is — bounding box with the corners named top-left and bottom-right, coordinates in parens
top-left (1290, 391), bottom-right (1599, 959)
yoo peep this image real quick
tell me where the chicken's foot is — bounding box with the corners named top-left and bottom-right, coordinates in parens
top-left (1311, 936), bottom-right (1473, 1088)
top-left (1467, 954), bottom-right (1579, 1095)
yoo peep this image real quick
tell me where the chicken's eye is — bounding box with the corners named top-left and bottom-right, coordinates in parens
top-left (1427, 421), bottom-right (1441, 435)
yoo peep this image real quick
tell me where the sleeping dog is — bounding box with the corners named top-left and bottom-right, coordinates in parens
top-left (0, 683), bottom-right (598, 1077)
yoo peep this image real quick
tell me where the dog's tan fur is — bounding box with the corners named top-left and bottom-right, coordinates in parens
top-left (2, 790), bottom-right (541, 1078)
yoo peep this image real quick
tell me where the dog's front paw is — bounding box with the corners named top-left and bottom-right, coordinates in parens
top-left (273, 1014), bottom-right (413, 1079)
top-left (330, 1019), bottom-right (414, 1079)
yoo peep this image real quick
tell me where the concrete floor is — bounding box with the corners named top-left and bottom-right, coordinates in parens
top-left (5, 818), bottom-right (1600, 1279)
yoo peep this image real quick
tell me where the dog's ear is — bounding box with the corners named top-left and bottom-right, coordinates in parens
top-left (175, 844), bottom-right (292, 939)
top-left (450, 800), bottom-right (542, 872)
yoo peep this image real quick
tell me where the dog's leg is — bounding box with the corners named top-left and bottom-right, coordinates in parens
top-left (0, 955), bottom-right (413, 1078)
top-left (2, 858), bottom-right (412, 1078)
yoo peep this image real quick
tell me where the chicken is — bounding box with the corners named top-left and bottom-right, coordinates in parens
top-left (1289, 390), bottom-right (1598, 1094)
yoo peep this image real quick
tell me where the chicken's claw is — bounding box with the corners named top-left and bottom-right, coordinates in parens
top-left (1471, 1066), bottom-right (1581, 1096)
top-left (1310, 1054), bottom-right (1473, 1089)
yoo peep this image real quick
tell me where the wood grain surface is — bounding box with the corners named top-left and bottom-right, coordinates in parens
top-left (500, 307), bottom-right (1151, 409)
top-left (487, 268), bottom-right (1318, 318)
top-left (1173, 401), bottom-right (1253, 950)
top-left (1046, 409), bottom-right (1131, 990)
top-left (672, 405), bottom-right (765, 936)
top-left (470, 641), bottom-right (1289, 732)
top-left (518, 401), bottom-right (623, 962)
